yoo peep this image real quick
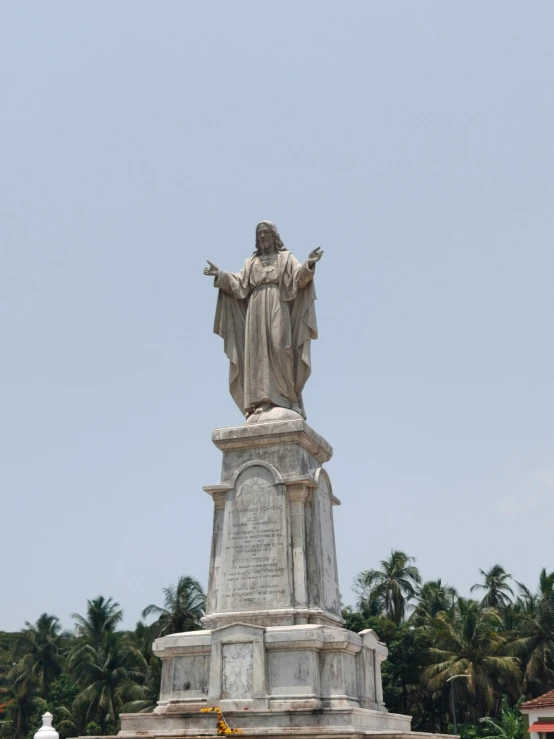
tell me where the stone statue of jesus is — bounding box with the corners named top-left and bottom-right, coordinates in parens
top-left (204, 221), bottom-right (324, 423)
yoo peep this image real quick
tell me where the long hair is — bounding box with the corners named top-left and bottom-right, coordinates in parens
top-left (253, 220), bottom-right (287, 256)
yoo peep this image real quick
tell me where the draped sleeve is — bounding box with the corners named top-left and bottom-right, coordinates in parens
top-left (212, 259), bottom-right (253, 412)
top-left (214, 261), bottom-right (252, 299)
top-left (279, 252), bottom-right (318, 404)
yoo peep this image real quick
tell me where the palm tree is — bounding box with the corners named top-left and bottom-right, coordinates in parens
top-left (411, 580), bottom-right (457, 626)
top-left (68, 596), bottom-right (125, 700)
top-left (471, 565), bottom-right (514, 609)
top-left (355, 550), bottom-right (421, 626)
top-left (68, 631), bottom-right (146, 735)
top-left (516, 569), bottom-right (554, 608)
top-left (505, 579), bottom-right (554, 695)
top-left (71, 597), bottom-right (123, 647)
top-left (121, 657), bottom-right (161, 715)
top-left (142, 576), bottom-right (206, 636)
top-left (57, 696), bottom-right (94, 738)
top-left (537, 568), bottom-right (554, 597)
top-left (508, 570), bottom-right (554, 626)
top-left (130, 621), bottom-right (157, 663)
top-left (512, 583), bottom-right (537, 619)
top-left (423, 598), bottom-right (520, 716)
top-left (120, 622), bottom-right (162, 714)
top-left (9, 614), bottom-right (64, 702)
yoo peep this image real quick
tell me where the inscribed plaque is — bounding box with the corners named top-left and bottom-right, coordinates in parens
top-left (218, 465), bottom-right (290, 612)
top-left (222, 643), bottom-right (253, 699)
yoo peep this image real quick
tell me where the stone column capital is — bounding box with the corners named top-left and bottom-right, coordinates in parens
top-left (203, 485), bottom-right (231, 509)
top-left (287, 485), bottom-right (310, 503)
top-left (283, 475), bottom-right (316, 503)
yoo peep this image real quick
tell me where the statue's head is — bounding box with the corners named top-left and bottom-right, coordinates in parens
top-left (254, 221), bottom-right (286, 255)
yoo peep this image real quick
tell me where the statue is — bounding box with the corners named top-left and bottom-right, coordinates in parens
top-left (204, 221), bottom-right (324, 422)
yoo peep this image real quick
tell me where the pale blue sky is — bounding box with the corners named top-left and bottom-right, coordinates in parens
top-left (1, 2), bottom-right (553, 632)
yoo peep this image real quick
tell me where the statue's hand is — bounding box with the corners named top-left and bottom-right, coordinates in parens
top-left (203, 260), bottom-right (220, 277)
top-left (308, 247), bottom-right (324, 267)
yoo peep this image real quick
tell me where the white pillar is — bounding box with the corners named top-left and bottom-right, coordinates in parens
top-left (34, 714), bottom-right (59, 739)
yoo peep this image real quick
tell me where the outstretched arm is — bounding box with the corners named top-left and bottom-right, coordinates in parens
top-left (298, 247), bottom-right (324, 288)
top-left (203, 259), bottom-right (250, 299)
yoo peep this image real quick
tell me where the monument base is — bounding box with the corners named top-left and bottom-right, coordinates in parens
top-left (150, 623), bottom-right (390, 710)
top-left (119, 708), bottom-right (416, 737)
top-left (115, 622), bottom-right (431, 739)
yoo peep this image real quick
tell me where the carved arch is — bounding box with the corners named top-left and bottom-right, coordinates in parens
top-left (230, 459), bottom-right (282, 489)
top-left (313, 467), bottom-right (340, 506)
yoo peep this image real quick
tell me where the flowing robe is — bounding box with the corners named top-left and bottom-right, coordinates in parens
top-left (213, 249), bottom-right (317, 417)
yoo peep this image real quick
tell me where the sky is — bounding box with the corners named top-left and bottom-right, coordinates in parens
top-left (1, 2), bottom-right (553, 632)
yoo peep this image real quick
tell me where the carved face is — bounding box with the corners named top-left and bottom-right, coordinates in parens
top-left (257, 224), bottom-right (275, 253)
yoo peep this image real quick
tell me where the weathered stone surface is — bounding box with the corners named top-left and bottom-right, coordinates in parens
top-left (212, 418), bottom-right (333, 467)
top-left (122, 708), bottom-right (457, 739)
top-left (124, 623), bottom-right (417, 732)
top-left (120, 707), bottom-right (417, 736)
top-left (207, 623), bottom-right (267, 710)
top-left (150, 623), bottom-right (392, 720)
top-left (267, 649), bottom-right (317, 696)
top-left (222, 643), bottom-right (253, 698)
top-left (217, 464), bottom-right (291, 613)
top-left (203, 420), bottom-right (340, 629)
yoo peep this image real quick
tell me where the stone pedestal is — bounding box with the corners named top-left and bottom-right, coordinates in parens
top-left (118, 420), bottom-right (447, 739)
top-left (203, 420), bottom-right (341, 630)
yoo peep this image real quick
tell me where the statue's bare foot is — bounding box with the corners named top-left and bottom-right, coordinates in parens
top-left (245, 403), bottom-right (267, 418)
top-left (244, 403), bottom-right (302, 425)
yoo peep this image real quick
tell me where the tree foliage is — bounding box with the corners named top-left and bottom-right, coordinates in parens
top-left (2, 559), bottom-right (552, 739)
top-left (141, 576), bottom-right (205, 637)
top-left (354, 550), bottom-right (422, 626)
top-left (348, 558), bottom-right (554, 733)
top-left (0, 577), bottom-right (205, 739)
top-left (471, 565), bottom-right (514, 609)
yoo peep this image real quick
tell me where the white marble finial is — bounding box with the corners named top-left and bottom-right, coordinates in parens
top-left (34, 713), bottom-right (59, 739)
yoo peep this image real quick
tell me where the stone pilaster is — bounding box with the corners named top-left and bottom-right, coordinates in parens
top-left (286, 480), bottom-right (313, 618)
top-left (203, 487), bottom-right (230, 615)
